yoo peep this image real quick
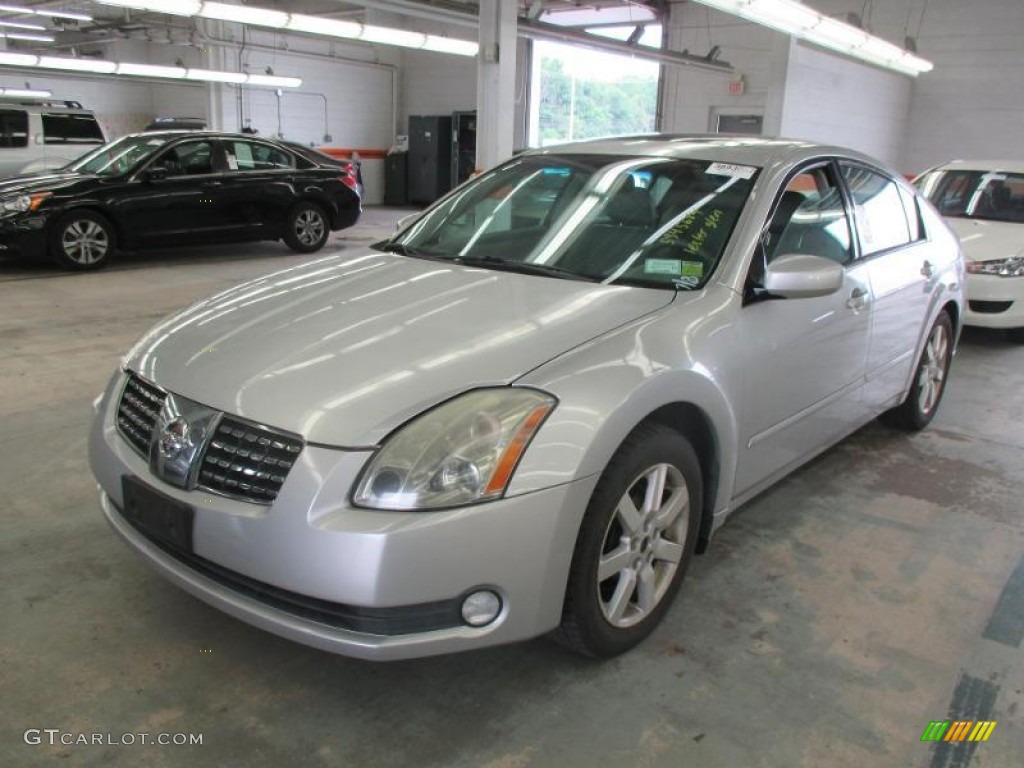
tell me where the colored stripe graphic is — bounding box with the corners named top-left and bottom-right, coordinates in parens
top-left (944, 721), bottom-right (973, 741)
top-left (923, 720), bottom-right (998, 743)
top-left (921, 721), bottom-right (950, 742)
top-left (968, 722), bottom-right (997, 742)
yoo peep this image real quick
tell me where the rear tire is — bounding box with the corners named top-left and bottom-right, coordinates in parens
top-left (49, 210), bottom-right (115, 270)
top-left (552, 423), bottom-right (701, 658)
top-left (880, 312), bottom-right (954, 431)
top-left (283, 201), bottom-right (329, 253)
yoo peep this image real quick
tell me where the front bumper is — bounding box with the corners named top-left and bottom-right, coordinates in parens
top-left (0, 213), bottom-right (49, 261)
top-left (89, 373), bottom-right (596, 660)
top-left (964, 273), bottom-right (1024, 329)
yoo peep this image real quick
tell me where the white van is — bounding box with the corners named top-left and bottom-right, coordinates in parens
top-left (0, 99), bottom-right (106, 177)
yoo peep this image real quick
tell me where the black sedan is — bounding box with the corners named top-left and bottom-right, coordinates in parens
top-left (0, 131), bottom-right (362, 270)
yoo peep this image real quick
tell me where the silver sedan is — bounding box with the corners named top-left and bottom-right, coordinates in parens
top-left (89, 136), bottom-right (964, 660)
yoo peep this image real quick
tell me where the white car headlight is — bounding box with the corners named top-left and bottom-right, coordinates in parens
top-left (966, 256), bottom-right (1024, 277)
top-left (353, 388), bottom-right (556, 510)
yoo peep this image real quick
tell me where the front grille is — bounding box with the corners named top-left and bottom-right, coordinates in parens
top-left (197, 416), bottom-right (303, 503)
top-left (969, 300), bottom-right (1013, 314)
top-left (116, 374), bottom-right (167, 455)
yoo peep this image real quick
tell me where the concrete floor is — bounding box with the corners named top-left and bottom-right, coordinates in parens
top-left (1, 207), bottom-right (1021, 768)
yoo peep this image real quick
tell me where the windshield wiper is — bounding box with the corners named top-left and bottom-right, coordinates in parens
top-left (453, 256), bottom-right (598, 282)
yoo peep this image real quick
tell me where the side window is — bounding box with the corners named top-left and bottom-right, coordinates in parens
top-left (763, 165), bottom-right (854, 268)
top-left (0, 109), bottom-right (28, 148)
top-left (225, 141), bottom-right (296, 171)
top-left (156, 141), bottom-right (214, 176)
top-left (41, 113), bottom-right (104, 145)
top-left (898, 186), bottom-right (925, 242)
top-left (840, 164), bottom-right (911, 255)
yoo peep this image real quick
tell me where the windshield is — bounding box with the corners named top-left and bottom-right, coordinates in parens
top-left (66, 134), bottom-right (173, 177)
top-left (380, 154), bottom-right (758, 289)
top-left (916, 169), bottom-right (1024, 224)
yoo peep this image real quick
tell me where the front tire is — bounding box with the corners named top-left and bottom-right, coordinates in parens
top-left (881, 312), bottom-right (954, 431)
top-left (553, 423), bottom-right (701, 658)
top-left (283, 201), bottom-right (329, 253)
top-left (50, 210), bottom-right (115, 270)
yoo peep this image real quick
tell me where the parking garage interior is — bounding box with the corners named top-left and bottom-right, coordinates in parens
top-left (2, 2), bottom-right (1023, 767)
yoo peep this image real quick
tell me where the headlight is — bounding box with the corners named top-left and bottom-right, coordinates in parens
top-left (353, 388), bottom-right (556, 510)
top-left (966, 256), bottom-right (1024, 277)
top-left (0, 192), bottom-right (51, 214)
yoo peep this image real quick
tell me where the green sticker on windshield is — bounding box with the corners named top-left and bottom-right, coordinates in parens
top-left (680, 261), bottom-right (704, 278)
top-left (644, 258), bottom-right (683, 275)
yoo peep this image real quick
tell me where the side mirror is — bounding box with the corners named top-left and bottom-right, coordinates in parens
top-left (141, 165), bottom-right (170, 182)
top-left (763, 253), bottom-right (844, 299)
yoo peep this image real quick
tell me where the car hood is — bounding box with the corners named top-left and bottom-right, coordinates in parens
top-left (128, 251), bottom-right (674, 446)
top-left (944, 217), bottom-right (1024, 262)
top-left (0, 172), bottom-right (88, 197)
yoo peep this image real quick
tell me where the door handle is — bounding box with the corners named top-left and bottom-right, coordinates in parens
top-left (204, 180), bottom-right (223, 187)
top-left (921, 260), bottom-right (934, 278)
top-left (846, 287), bottom-right (868, 311)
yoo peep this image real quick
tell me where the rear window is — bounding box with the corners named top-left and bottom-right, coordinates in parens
top-left (41, 113), bottom-right (104, 145)
top-left (0, 109), bottom-right (28, 148)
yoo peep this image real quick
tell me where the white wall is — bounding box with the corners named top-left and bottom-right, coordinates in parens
top-left (660, 4), bottom-right (790, 136)
top-left (400, 49), bottom-right (476, 133)
top-left (779, 41), bottom-right (911, 169)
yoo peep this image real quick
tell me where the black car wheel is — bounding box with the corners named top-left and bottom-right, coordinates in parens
top-left (284, 201), bottom-right (329, 253)
top-left (50, 211), bottom-right (115, 270)
top-left (880, 311), bottom-right (954, 431)
top-left (553, 423), bottom-right (701, 658)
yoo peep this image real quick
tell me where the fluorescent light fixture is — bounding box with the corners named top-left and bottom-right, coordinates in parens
top-left (0, 4), bottom-right (93, 21)
top-left (285, 15), bottom-right (361, 38)
top-left (0, 18), bottom-right (46, 30)
top-left (38, 55), bottom-right (117, 72)
top-left (0, 51), bottom-right (38, 66)
top-left (98, 0), bottom-right (198, 15)
top-left (358, 25), bottom-right (425, 47)
top-left (95, 0), bottom-right (479, 56)
top-left (3, 32), bottom-right (57, 41)
top-left (117, 62), bottom-right (186, 78)
top-left (0, 49), bottom-right (302, 86)
top-left (689, 0), bottom-right (933, 76)
top-left (245, 73), bottom-right (301, 88)
top-left (422, 36), bottom-right (480, 56)
top-left (200, 1), bottom-right (287, 27)
top-left (0, 86), bottom-right (52, 97)
top-left (186, 67), bottom-right (247, 83)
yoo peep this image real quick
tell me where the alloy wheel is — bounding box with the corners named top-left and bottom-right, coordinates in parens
top-left (917, 321), bottom-right (950, 415)
top-left (61, 219), bottom-right (109, 266)
top-left (294, 208), bottom-right (325, 247)
top-left (597, 463), bottom-right (689, 628)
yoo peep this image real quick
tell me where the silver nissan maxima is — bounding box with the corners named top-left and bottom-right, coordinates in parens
top-left (90, 136), bottom-right (964, 660)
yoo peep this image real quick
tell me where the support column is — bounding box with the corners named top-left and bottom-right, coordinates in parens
top-left (476, 0), bottom-right (517, 172)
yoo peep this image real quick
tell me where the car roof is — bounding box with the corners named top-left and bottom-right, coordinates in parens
top-left (928, 159), bottom-right (1024, 173)
top-left (523, 134), bottom-right (889, 171)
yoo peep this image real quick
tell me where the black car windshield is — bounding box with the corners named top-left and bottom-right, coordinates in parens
top-left (916, 169), bottom-right (1024, 224)
top-left (379, 154), bottom-right (759, 290)
top-left (66, 134), bottom-right (173, 177)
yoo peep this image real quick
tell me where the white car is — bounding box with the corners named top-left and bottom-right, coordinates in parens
top-left (916, 160), bottom-right (1024, 342)
top-left (0, 98), bottom-right (106, 177)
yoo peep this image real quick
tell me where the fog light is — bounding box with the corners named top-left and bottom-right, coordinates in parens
top-left (461, 590), bottom-right (501, 627)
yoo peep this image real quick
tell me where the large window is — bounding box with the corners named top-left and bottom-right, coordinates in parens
top-left (41, 113), bottom-right (104, 145)
top-left (916, 168), bottom-right (1024, 224)
top-left (529, 31), bottom-right (661, 148)
top-left (0, 109), bottom-right (28, 148)
top-left (841, 164), bottom-right (912, 256)
top-left (225, 140), bottom-right (296, 171)
top-left (385, 154), bottom-right (758, 290)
